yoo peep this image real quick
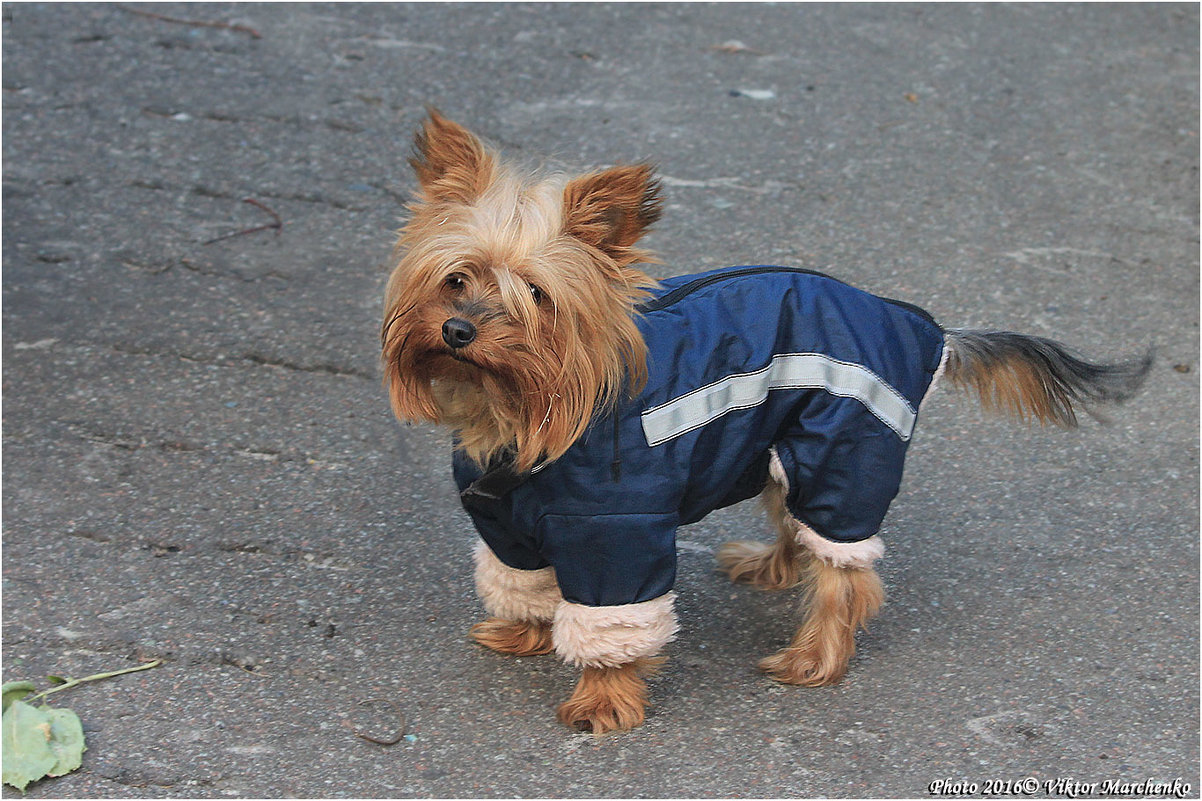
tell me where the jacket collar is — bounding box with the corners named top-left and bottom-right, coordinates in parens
top-left (460, 449), bottom-right (544, 502)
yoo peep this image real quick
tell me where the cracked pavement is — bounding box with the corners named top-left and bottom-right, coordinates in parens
top-left (2, 3), bottom-right (1198, 798)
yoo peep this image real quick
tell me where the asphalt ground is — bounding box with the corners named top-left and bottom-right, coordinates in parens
top-left (2, 3), bottom-right (1198, 798)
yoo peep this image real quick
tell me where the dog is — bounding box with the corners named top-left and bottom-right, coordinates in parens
top-left (381, 110), bottom-right (1151, 733)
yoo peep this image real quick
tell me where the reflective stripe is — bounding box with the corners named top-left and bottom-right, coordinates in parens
top-left (640, 352), bottom-right (917, 446)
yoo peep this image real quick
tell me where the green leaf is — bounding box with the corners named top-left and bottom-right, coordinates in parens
top-left (1, 700), bottom-right (87, 791)
top-left (2, 699), bottom-right (58, 792)
top-left (0, 661), bottom-right (158, 791)
top-left (2, 681), bottom-right (36, 713)
top-left (43, 707), bottom-right (85, 777)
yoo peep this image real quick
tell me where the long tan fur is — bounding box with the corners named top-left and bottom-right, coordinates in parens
top-left (470, 617), bottom-right (554, 657)
top-left (759, 558), bottom-right (885, 686)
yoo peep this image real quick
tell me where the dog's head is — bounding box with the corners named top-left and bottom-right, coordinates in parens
top-left (381, 110), bottom-right (662, 471)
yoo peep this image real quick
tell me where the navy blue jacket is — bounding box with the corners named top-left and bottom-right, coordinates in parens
top-left (454, 266), bottom-right (946, 607)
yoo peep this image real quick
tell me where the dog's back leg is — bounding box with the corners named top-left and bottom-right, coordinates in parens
top-left (716, 476), bottom-right (805, 590)
top-left (750, 451), bottom-right (885, 686)
top-left (759, 557), bottom-right (884, 686)
top-left (719, 455), bottom-right (884, 685)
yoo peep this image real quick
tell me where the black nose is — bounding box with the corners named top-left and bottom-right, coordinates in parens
top-left (442, 317), bottom-right (477, 349)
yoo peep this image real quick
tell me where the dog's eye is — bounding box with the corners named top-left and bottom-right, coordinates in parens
top-left (444, 273), bottom-right (467, 291)
top-left (528, 284), bottom-right (545, 305)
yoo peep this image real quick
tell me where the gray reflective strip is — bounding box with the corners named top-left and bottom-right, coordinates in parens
top-left (640, 352), bottom-right (916, 446)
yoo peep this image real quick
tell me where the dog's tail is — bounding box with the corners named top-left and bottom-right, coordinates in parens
top-left (942, 329), bottom-right (1153, 427)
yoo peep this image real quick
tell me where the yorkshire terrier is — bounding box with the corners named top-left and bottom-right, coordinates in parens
top-left (381, 110), bottom-right (1151, 734)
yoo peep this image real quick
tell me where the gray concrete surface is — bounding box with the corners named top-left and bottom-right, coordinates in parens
top-left (2, 3), bottom-right (1197, 797)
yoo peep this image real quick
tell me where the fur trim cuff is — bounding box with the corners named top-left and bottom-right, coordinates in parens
top-left (794, 521), bottom-right (884, 569)
top-left (920, 340), bottom-right (951, 410)
top-left (473, 542), bottom-right (562, 623)
top-left (553, 594), bottom-right (679, 668)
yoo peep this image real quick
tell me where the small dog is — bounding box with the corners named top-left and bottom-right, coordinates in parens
top-left (381, 110), bottom-right (1150, 733)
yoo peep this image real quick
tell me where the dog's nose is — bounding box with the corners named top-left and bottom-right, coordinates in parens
top-left (442, 317), bottom-right (477, 349)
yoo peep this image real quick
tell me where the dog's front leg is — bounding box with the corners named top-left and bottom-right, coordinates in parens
top-left (551, 595), bottom-right (679, 733)
top-left (470, 543), bottom-right (560, 656)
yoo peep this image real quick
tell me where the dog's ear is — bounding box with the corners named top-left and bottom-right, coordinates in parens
top-left (563, 164), bottom-right (662, 265)
top-left (409, 108), bottom-right (496, 203)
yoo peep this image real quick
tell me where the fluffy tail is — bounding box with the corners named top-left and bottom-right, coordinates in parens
top-left (943, 329), bottom-right (1152, 427)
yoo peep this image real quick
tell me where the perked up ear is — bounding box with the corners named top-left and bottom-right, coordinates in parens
top-left (562, 164), bottom-right (663, 266)
top-left (409, 108), bottom-right (496, 203)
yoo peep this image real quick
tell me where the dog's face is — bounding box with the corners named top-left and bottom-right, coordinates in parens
top-left (382, 111), bottom-right (662, 470)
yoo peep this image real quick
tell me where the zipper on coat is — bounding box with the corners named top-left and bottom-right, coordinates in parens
top-left (636, 265), bottom-right (940, 327)
top-left (610, 415), bottom-right (622, 481)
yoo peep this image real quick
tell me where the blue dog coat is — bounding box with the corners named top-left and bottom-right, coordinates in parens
top-left (454, 266), bottom-right (946, 608)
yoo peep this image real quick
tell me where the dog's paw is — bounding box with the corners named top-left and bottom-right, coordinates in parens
top-left (716, 540), bottom-right (801, 590)
top-left (556, 688), bottom-right (645, 734)
top-left (469, 617), bottom-right (554, 656)
top-left (758, 645), bottom-right (848, 687)
top-left (556, 660), bottom-right (659, 734)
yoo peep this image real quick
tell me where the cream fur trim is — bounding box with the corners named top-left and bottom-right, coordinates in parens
top-left (794, 522), bottom-right (885, 569)
top-left (768, 447), bottom-right (791, 494)
top-left (473, 542), bottom-right (562, 623)
top-left (552, 593), bottom-right (679, 668)
top-left (920, 340), bottom-right (950, 410)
